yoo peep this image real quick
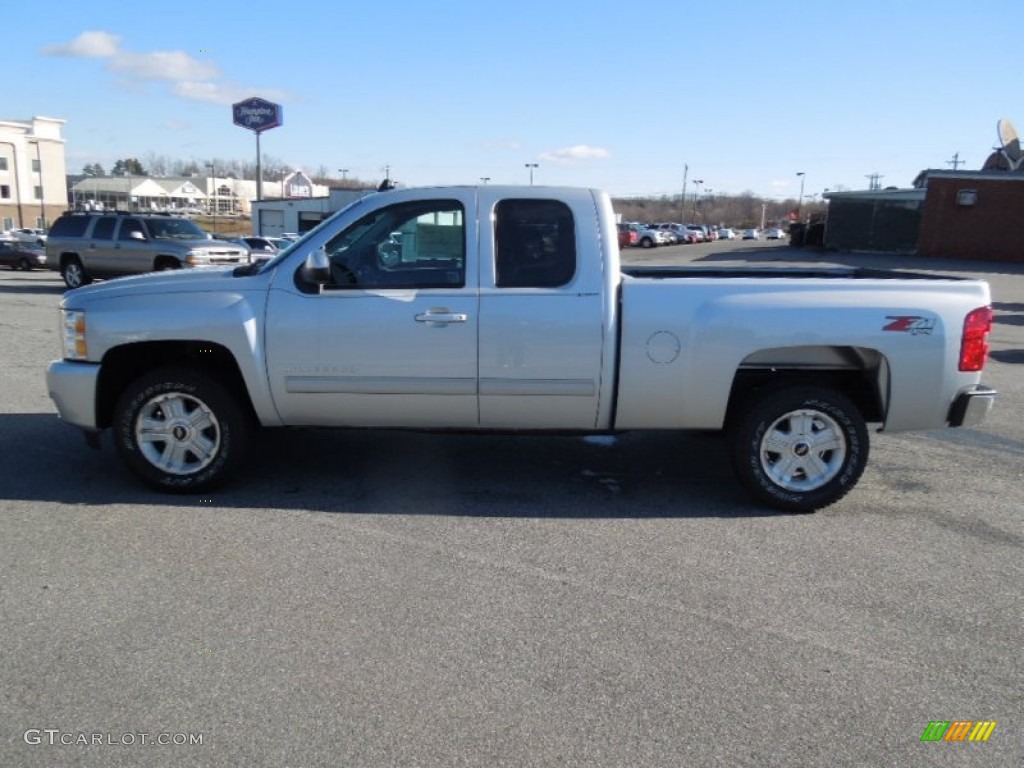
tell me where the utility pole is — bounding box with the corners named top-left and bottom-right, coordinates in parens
top-left (865, 173), bottom-right (883, 191)
top-left (796, 171), bottom-right (805, 220)
top-left (680, 164), bottom-right (688, 223)
top-left (946, 152), bottom-right (964, 170)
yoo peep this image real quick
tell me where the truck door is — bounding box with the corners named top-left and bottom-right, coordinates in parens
top-left (265, 193), bottom-right (479, 427)
top-left (477, 196), bottom-right (606, 429)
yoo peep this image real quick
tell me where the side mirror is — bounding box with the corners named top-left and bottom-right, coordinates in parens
top-left (303, 247), bottom-right (330, 286)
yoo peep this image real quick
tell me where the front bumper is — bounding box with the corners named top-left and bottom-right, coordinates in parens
top-left (46, 360), bottom-right (101, 431)
top-left (948, 384), bottom-right (997, 428)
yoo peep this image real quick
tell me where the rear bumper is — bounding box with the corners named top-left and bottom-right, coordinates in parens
top-left (948, 385), bottom-right (997, 427)
top-left (46, 360), bottom-right (101, 431)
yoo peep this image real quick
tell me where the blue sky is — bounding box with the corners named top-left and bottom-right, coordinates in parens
top-left (7, 0), bottom-right (1018, 199)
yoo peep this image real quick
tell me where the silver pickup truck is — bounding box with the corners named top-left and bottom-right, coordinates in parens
top-left (46, 186), bottom-right (996, 511)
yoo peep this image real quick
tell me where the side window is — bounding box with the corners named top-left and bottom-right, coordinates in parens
top-left (495, 199), bottom-right (576, 288)
top-left (91, 217), bottom-right (117, 240)
top-left (117, 218), bottom-right (145, 241)
top-left (324, 200), bottom-right (465, 289)
top-left (49, 215), bottom-right (90, 237)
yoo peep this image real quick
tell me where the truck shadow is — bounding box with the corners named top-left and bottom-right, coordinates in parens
top-left (0, 413), bottom-right (777, 518)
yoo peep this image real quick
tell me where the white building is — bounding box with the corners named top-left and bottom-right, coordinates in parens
top-left (0, 116), bottom-right (68, 230)
top-left (251, 186), bottom-right (376, 236)
top-left (68, 171), bottom-right (329, 216)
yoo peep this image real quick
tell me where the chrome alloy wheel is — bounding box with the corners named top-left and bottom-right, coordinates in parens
top-left (758, 408), bottom-right (847, 492)
top-left (134, 392), bottom-right (221, 476)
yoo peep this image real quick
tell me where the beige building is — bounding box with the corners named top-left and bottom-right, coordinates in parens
top-left (0, 116), bottom-right (67, 230)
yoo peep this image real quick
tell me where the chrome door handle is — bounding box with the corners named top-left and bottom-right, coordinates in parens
top-left (415, 311), bottom-right (468, 325)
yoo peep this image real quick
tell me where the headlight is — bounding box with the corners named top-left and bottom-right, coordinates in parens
top-left (61, 310), bottom-right (88, 360)
top-left (184, 251), bottom-right (209, 265)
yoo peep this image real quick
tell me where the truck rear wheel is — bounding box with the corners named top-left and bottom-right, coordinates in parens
top-left (731, 385), bottom-right (868, 512)
top-left (113, 367), bottom-right (252, 493)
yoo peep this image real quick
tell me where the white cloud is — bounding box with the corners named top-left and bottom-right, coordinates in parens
top-left (770, 179), bottom-right (791, 188)
top-left (539, 145), bottom-right (611, 164)
top-left (173, 81), bottom-right (290, 105)
top-left (43, 30), bottom-right (120, 58)
top-left (108, 51), bottom-right (219, 82)
top-left (42, 29), bottom-right (287, 107)
top-left (482, 139), bottom-right (522, 151)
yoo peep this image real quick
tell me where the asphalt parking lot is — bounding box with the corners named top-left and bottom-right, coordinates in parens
top-left (1, 240), bottom-right (1021, 767)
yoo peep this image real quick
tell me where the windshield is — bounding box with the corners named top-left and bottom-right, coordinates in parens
top-left (147, 218), bottom-right (208, 240)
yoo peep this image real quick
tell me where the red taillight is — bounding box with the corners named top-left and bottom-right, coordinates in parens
top-left (959, 306), bottom-right (993, 371)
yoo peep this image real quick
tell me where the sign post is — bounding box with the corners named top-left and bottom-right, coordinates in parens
top-left (232, 97), bottom-right (283, 202)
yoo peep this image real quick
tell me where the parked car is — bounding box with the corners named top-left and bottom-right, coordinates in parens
top-left (0, 240), bottom-right (46, 270)
top-left (229, 236), bottom-right (279, 259)
top-left (616, 222), bottom-right (635, 249)
top-left (717, 228), bottom-right (736, 240)
top-left (45, 211), bottom-right (251, 289)
top-left (743, 228), bottom-right (760, 240)
top-left (766, 228), bottom-right (787, 240)
top-left (662, 223), bottom-right (698, 244)
top-left (4, 228), bottom-right (47, 247)
top-left (631, 223), bottom-right (672, 248)
top-left (685, 225), bottom-right (707, 242)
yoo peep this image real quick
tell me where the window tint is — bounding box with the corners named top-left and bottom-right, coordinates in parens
top-left (324, 200), bottom-right (465, 289)
top-left (49, 215), bottom-right (91, 237)
top-left (117, 219), bottom-right (146, 241)
top-left (495, 199), bottom-right (576, 288)
top-left (91, 217), bottom-right (117, 240)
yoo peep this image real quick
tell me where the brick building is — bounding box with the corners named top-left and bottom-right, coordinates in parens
top-left (915, 170), bottom-right (1024, 262)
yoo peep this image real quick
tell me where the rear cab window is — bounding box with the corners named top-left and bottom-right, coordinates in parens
top-left (494, 199), bottom-right (577, 288)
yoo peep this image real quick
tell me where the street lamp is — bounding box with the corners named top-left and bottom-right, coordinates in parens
top-left (525, 163), bottom-right (538, 185)
top-left (338, 168), bottom-right (349, 185)
top-left (691, 179), bottom-right (704, 220)
top-left (796, 171), bottom-right (806, 220)
top-left (480, 177), bottom-right (490, 184)
top-left (206, 162), bottom-right (217, 236)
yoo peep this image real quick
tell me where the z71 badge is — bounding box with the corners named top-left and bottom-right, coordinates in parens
top-left (883, 315), bottom-right (935, 335)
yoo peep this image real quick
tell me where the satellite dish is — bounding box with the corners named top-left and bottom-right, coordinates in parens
top-left (997, 118), bottom-right (1023, 168)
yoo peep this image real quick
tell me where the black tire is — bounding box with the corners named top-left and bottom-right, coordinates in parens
top-left (155, 258), bottom-right (181, 271)
top-left (18, 257), bottom-right (32, 271)
top-left (113, 367), bottom-right (253, 493)
top-left (640, 237), bottom-right (654, 248)
top-left (61, 257), bottom-right (91, 289)
top-left (730, 385), bottom-right (869, 512)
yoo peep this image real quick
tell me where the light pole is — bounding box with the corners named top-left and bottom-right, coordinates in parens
top-left (338, 168), bottom-right (349, 186)
top-left (206, 162), bottom-right (217, 236)
top-left (525, 163), bottom-right (538, 185)
top-left (480, 177), bottom-right (490, 184)
top-left (680, 164), bottom-right (688, 223)
top-left (796, 171), bottom-right (806, 221)
top-left (691, 179), bottom-right (703, 220)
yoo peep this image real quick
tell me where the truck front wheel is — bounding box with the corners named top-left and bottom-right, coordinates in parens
top-left (731, 385), bottom-right (869, 512)
top-left (113, 367), bottom-right (252, 492)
